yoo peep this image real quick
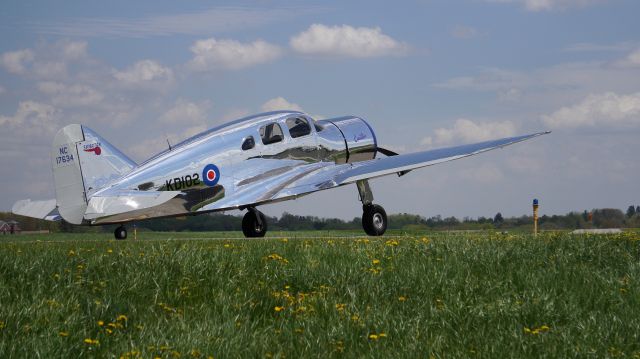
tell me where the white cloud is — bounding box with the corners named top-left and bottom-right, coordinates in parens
top-left (451, 25), bottom-right (479, 39)
top-left (159, 98), bottom-right (211, 125)
top-left (486, 0), bottom-right (607, 11)
top-left (290, 24), bottom-right (408, 58)
top-left (188, 38), bottom-right (281, 71)
top-left (1, 49), bottom-right (34, 74)
top-left (37, 81), bottom-right (104, 107)
top-left (113, 60), bottom-right (174, 85)
top-left (615, 48), bottom-right (640, 68)
top-left (0, 101), bottom-right (60, 135)
top-left (542, 92), bottom-right (640, 129)
top-left (61, 40), bottom-right (88, 60)
top-left (422, 119), bottom-right (517, 147)
top-left (261, 97), bottom-right (304, 112)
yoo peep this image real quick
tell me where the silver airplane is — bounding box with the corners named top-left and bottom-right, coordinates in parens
top-left (12, 111), bottom-right (549, 239)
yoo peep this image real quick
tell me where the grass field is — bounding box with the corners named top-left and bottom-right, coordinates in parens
top-left (1, 231), bottom-right (639, 358)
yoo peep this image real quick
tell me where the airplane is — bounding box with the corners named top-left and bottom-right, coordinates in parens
top-left (12, 111), bottom-right (549, 239)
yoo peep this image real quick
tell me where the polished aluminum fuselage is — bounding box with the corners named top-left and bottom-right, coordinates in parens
top-left (90, 111), bottom-right (376, 222)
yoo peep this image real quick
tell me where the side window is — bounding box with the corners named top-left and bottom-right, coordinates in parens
top-left (259, 123), bottom-right (284, 145)
top-left (241, 136), bottom-right (255, 150)
top-left (286, 117), bottom-right (311, 138)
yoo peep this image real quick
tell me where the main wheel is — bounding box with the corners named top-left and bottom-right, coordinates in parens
top-left (362, 204), bottom-right (387, 236)
top-left (242, 209), bottom-right (267, 238)
top-left (114, 226), bottom-right (127, 240)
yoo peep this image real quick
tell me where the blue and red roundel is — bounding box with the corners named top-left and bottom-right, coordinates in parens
top-left (202, 164), bottom-right (220, 187)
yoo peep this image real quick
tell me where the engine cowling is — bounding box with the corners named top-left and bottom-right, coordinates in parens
top-left (316, 116), bottom-right (377, 164)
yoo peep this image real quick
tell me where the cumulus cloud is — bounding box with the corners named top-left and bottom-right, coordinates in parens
top-left (542, 92), bottom-right (640, 129)
top-left (61, 40), bottom-right (88, 60)
top-left (261, 97), bottom-right (303, 112)
top-left (1, 49), bottom-right (34, 74)
top-left (188, 38), bottom-right (281, 71)
top-left (113, 59), bottom-right (174, 86)
top-left (37, 81), bottom-right (104, 107)
top-left (290, 24), bottom-right (408, 58)
top-left (421, 119), bottom-right (517, 147)
top-left (0, 101), bottom-right (60, 135)
top-left (159, 98), bottom-right (211, 125)
top-left (486, 0), bottom-right (607, 11)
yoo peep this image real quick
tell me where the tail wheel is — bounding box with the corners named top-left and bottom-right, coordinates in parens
top-left (242, 209), bottom-right (267, 238)
top-left (114, 226), bottom-right (127, 240)
top-left (362, 204), bottom-right (387, 236)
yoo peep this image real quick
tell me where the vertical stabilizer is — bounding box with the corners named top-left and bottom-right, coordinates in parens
top-left (52, 125), bottom-right (137, 224)
top-left (52, 124), bottom-right (86, 224)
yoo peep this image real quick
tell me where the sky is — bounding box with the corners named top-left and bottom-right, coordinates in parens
top-left (1, 0), bottom-right (639, 220)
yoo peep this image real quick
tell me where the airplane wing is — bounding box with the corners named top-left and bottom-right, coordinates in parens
top-left (202, 131), bottom-right (549, 210)
top-left (12, 199), bottom-right (62, 221)
top-left (336, 131), bottom-right (550, 184)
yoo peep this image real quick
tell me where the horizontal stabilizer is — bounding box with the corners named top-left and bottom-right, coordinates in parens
top-left (12, 199), bottom-right (61, 221)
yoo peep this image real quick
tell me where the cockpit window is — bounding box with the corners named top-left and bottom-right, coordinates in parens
top-left (241, 136), bottom-right (255, 150)
top-left (286, 117), bottom-right (311, 138)
top-left (259, 123), bottom-right (284, 145)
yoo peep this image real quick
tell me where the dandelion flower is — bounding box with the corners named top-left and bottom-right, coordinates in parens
top-left (398, 296), bottom-right (407, 302)
top-left (117, 314), bottom-right (128, 322)
top-left (372, 259), bottom-right (380, 265)
top-left (58, 331), bottom-right (69, 337)
top-left (369, 334), bottom-right (378, 340)
top-left (84, 338), bottom-right (99, 345)
top-left (97, 320), bottom-right (104, 326)
top-left (274, 306), bottom-right (284, 312)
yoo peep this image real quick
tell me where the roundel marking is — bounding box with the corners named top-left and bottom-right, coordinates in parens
top-left (202, 164), bottom-right (220, 187)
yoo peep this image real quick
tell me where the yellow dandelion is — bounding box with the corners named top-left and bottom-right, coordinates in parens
top-left (398, 296), bottom-right (407, 302)
top-left (58, 331), bottom-right (69, 337)
top-left (107, 249), bottom-right (113, 254)
top-left (369, 334), bottom-right (379, 340)
top-left (274, 306), bottom-right (284, 312)
top-left (84, 338), bottom-right (99, 345)
top-left (372, 259), bottom-right (380, 265)
top-left (106, 328), bottom-right (113, 334)
top-left (117, 314), bottom-right (128, 322)
top-left (97, 320), bottom-right (104, 326)
top-left (335, 303), bottom-right (346, 311)
top-left (379, 333), bottom-right (387, 338)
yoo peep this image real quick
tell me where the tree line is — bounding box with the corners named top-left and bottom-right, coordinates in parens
top-left (3, 205), bottom-right (639, 233)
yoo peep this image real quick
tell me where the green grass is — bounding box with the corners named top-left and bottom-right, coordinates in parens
top-left (1, 231), bottom-right (639, 358)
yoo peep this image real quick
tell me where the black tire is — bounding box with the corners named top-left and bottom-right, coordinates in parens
top-left (242, 210), bottom-right (267, 238)
top-left (114, 226), bottom-right (127, 240)
top-left (362, 204), bottom-right (387, 236)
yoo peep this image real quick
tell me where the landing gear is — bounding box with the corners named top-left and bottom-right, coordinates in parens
top-left (114, 225), bottom-right (127, 240)
top-left (242, 208), bottom-right (267, 238)
top-left (356, 179), bottom-right (387, 236)
top-left (362, 204), bottom-right (387, 236)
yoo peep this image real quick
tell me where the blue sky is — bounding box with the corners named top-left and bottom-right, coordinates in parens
top-left (1, 0), bottom-right (639, 219)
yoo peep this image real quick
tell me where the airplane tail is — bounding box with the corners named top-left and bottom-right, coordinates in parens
top-left (52, 124), bottom-right (136, 224)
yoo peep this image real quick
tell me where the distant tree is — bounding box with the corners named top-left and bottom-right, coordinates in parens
top-left (582, 210), bottom-right (589, 222)
top-left (493, 212), bottom-right (504, 224)
top-left (627, 206), bottom-right (637, 218)
top-left (637, 206), bottom-right (640, 215)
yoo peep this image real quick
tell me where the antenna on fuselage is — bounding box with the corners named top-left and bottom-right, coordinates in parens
top-left (166, 138), bottom-right (172, 151)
